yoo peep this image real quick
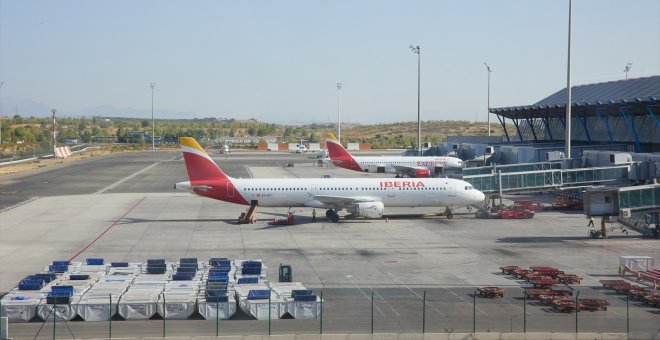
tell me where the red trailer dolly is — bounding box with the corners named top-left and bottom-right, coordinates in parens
top-left (477, 287), bottom-right (505, 298)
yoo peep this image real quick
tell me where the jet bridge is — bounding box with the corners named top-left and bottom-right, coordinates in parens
top-left (463, 161), bottom-right (563, 177)
top-left (464, 165), bottom-right (630, 195)
top-left (583, 184), bottom-right (660, 237)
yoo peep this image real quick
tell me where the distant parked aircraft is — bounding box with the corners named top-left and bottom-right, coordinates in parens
top-left (220, 144), bottom-right (230, 154)
top-left (175, 137), bottom-right (484, 221)
top-left (324, 133), bottom-right (462, 178)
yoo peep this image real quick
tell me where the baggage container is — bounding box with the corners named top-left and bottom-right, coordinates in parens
top-left (0, 291), bottom-right (44, 322)
top-left (75, 296), bottom-right (119, 321)
top-left (37, 298), bottom-right (79, 321)
top-left (156, 293), bottom-right (197, 319)
top-left (117, 291), bottom-right (161, 320)
top-left (198, 291), bottom-right (236, 320)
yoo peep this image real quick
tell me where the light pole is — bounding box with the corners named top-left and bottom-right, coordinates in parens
top-left (337, 82), bottom-right (343, 144)
top-left (410, 44), bottom-right (421, 155)
top-left (623, 63), bottom-right (632, 80)
top-left (484, 63), bottom-right (492, 136)
top-left (0, 81), bottom-right (4, 144)
top-left (565, 0), bottom-right (573, 159)
top-left (52, 109), bottom-right (57, 150)
top-left (150, 82), bottom-right (155, 150)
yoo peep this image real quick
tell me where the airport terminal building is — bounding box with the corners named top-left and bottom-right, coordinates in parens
top-left (490, 75), bottom-right (660, 153)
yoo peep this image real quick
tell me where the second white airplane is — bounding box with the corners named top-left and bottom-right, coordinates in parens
top-left (324, 133), bottom-right (463, 178)
top-left (175, 137), bottom-right (485, 222)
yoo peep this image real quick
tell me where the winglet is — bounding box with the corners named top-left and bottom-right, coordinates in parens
top-left (180, 137), bottom-right (228, 181)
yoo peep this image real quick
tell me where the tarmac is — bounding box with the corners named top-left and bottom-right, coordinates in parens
top-left (0, 150), bottom-right (658, 339)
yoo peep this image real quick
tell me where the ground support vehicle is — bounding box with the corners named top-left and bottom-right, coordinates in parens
top-left (512, 268), bottom-right (532, 279)
top-left (552, 299), bottom-right (582, 313)
top-left (578, 299), bottom-right (609, 311)
top-left (552, 196), bottom-right (583, 210)
top-left (525, 288), bottom-right (572, 300)
top-left (599, 280), bottom-right (628, 288)
top-left (477, 287), bottom-right (505, 298)
top-left (500, 205), bottom-right (535, 219)
top-left (557, 274), bottom-right (583, 284)
top-left (629, 288), bottom-right (652, 301)
top-left (475, 209), bottom-right (501, 219)
top-left (269, 212), bottom-right (294, 226)
top-left (642, 293), bottom-right (660, 307)
top-left (499, 265), bottom-right (520, 275)
top-left (530, 277), bottom-right (559, 288)
top-left (513, 199), bottom-right (545, 211)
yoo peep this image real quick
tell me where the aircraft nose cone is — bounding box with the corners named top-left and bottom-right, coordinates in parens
top-left (478, 191), bottom-right (486, 203)
top-left (474, 190), bottom-right (485, 204)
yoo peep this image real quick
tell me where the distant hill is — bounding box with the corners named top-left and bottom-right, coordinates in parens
top-left (0, 97), bottom-right (199, 119)
top-left (0, 97), bottom-right (53, 117)
top-left (342, 120), bottom-right (502, 144)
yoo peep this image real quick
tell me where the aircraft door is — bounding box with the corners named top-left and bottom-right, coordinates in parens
top-left (387, 187), bottom-right (395, 198)
top-left (377, 166), bottom-right (386, 173)
top-left (448, 181), bottom-right (456, 197)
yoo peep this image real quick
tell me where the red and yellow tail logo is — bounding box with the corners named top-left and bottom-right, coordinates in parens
top-left (324, 133), bottom-right (362, 172)
top-left (180, 137), bottom-right (228, 181)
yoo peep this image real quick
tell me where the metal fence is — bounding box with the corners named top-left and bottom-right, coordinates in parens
top-left (0, 144), bottom-right (87, 164)
top-left (3, 286), bottom-right (658, 339)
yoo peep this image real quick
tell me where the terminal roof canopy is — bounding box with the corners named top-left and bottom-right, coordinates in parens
top-left (492, 75), bottom-right (660, 119)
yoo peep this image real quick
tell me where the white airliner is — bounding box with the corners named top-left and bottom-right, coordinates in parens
top-left (324, 133), bottom-right (463, 178)
top-left (175, 137), bottom-right (484, 221)
top-left (220, 144), bottom-right (230, 154)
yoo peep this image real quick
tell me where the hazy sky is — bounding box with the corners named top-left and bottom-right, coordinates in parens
top-left (1, 0), bottom-right (659, 123)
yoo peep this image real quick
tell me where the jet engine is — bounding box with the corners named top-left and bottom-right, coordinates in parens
top-left (414, 169), bottom-right (431, 178)
top-left (347, 202), bottom-right (384, 218)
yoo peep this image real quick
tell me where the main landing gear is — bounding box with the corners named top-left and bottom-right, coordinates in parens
top-left (326, 209), bottom-right (340, 222)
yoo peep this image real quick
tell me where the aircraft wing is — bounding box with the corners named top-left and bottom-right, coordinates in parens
top-left (305, 195), bottom-right (382, 209)
top-left (391, 165), bottom-right (428, 176)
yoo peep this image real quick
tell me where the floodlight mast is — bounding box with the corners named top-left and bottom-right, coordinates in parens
top-left (565, 0), bottom-right (572, 159)
top-left (0, 81), bottom-right (3, 144)
top-left (52, 109), bottom-right (57, 149)
top-left (150, 83), bottom-right (155, 151)
top-left (483, 63), bottom-right (492, 137)
top-left (337, 82), bottom-right (343, 144)
top-left (410, 44), bottom-right (421, 155)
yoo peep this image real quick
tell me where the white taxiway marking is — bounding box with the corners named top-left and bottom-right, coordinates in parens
top-left (94, 161), bottom-right (162, 194)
